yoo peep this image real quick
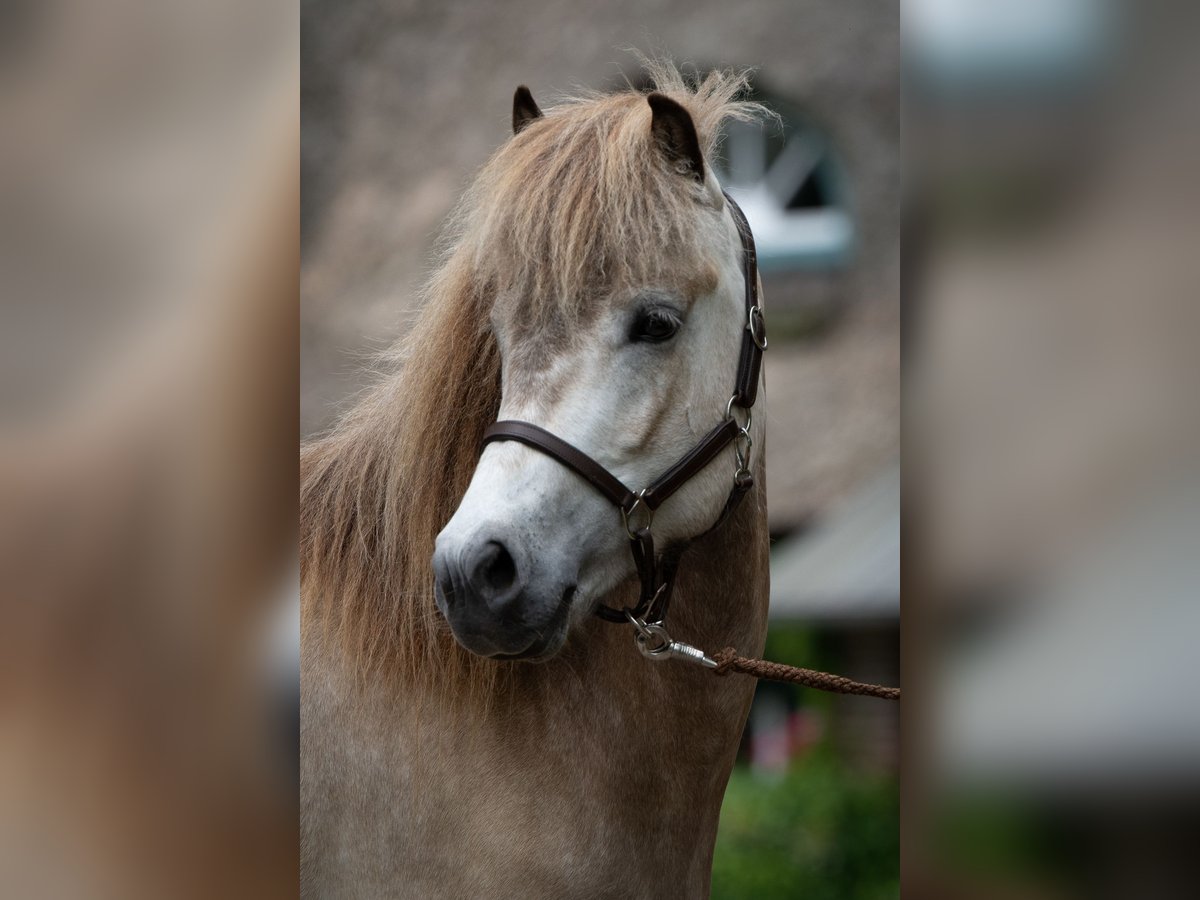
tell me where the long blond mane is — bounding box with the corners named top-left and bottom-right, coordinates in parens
top-left (300, 61), bottom-right (760, 690)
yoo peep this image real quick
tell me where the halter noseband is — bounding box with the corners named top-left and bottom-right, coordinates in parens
top-left (480, 191), bottom-right (766, 629)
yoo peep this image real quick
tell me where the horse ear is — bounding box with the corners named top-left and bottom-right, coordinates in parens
top-left (647, 93), bottom-right (705, 182)
top-left (512, 85), bottom-right (543, 135)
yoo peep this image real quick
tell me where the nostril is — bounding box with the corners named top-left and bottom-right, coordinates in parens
top-left (476, 540), bottom-right (517, 595)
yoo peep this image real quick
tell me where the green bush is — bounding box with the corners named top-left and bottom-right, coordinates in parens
top-left (711, 751), bottom-right (899, 900)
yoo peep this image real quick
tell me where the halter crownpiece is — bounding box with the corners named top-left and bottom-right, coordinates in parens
top-left (481, 190), bottom-right (765, 629)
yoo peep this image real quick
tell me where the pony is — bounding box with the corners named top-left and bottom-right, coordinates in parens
top-left (301, 61), bottom-right (770, 898)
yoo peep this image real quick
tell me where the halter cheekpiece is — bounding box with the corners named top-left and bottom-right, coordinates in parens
top-left (481, 191), bottom-right (766, 643)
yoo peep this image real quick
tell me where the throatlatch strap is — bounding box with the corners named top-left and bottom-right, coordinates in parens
top-left (722, 191), bottom-right (765, 409)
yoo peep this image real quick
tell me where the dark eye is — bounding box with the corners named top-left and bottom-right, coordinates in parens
top-left (630, 307), bottom-right (681, 344)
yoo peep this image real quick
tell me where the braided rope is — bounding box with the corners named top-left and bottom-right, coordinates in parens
top-left (712, 647), bottom-right (900, 701)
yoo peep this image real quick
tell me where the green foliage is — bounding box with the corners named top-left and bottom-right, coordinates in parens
top-left (711, 750), bottom-right (899, 900)
top-left (932, 792), bottom-right (1075, 885)
top-left (761, 624), bottom-right (816, 665)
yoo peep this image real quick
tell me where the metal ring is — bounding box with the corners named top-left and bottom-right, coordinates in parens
top-left (738, 408), bottom-right (753, 438)
top-left (635, 624), bottom-right (673, 658)
top-left (625, 610), bottom-right (669, 651)
top-left (725, 394), bottom-right (754, 475)
top-left (725, 394), bottom-right (752, 431)
top-left (747, 305), bottom-right (768, 351)
top-left (621, 489), bottom-right (653, 539)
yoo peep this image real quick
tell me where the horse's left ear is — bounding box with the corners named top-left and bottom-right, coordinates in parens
top-left (647, 93), bottom-right (705, 183)
top-left (512, 85), bottom-right (543, 135)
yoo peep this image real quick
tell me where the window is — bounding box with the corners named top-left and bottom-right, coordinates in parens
top-left (716, 100), bottom-right (853, 272)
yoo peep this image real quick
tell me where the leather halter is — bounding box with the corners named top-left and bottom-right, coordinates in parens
top-left (481, 191), bottom-right (766, 626)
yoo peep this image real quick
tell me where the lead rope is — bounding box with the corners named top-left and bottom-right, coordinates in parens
top-left (627, 615), bottom-right (900, 701)
top-left (711, 647), bottom-right (900, 701)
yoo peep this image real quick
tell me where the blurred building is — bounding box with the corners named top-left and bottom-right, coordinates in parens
top-left (768, 463), bottom-right (900, 771)
top-left (906, 2), bottom-right (1200, 896)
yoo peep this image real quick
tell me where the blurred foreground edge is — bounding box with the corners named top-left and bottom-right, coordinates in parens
top-left (0, 3), bottom-right (299, 896)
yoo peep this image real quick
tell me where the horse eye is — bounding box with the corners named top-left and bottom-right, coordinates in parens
top-left (630, 308), bottom-right (681, 344)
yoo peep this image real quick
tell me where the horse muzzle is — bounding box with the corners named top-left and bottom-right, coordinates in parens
top-left (432, 534), bottom-right (575, 659)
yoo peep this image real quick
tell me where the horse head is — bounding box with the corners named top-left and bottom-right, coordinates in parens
top-left (433, 86), bottom-right (761, 660)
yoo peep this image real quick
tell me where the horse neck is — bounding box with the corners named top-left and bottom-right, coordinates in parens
top-left (487, 466), bottom-right (772, 882)
top-left (304, 461), bottom-right (770, 896)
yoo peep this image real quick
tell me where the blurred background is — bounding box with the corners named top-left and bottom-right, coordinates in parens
top-left (301, 2), bottom-right (899, 898)
top-left (906, 1), bottom-right (1200, 898)
top-left (0, 1), bottom-right (297, 897)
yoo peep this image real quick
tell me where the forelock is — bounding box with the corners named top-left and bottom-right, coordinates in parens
top-left (445, 63), bottom-right (763, 330)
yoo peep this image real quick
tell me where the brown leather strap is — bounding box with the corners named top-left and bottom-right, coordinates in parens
top-left (482, 421), bottom-right (635, 510)
top-left (484, 418), bottom-right (741, 516)
top-left (629, 527), bottom-right (656, 604)
top-left (708, 469), bottom-right (755, 535)
top-left (606, 470), bottom-right (751, 623)
top-left (723, 191), bottom-right (765, 409)
top-left (641, 418), bottom-right (740, 510)
top-left (596, 526), bottom-right (662, 623)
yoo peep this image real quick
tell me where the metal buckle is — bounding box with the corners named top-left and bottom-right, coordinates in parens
top-left (641, 580), bottom-right (670, 627)
top-left (724, 394), bottom-right (754, 477)
top-left (734, 425), bottom-right (753, 476)
top-left (724, 393), bottom-right (750, 426)
top-left (746, 305), bottom-right (768, 351)
top-left (625, 610), bottom-right (718, 668)
top-left (621, 488), bottom-right (654, 539)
